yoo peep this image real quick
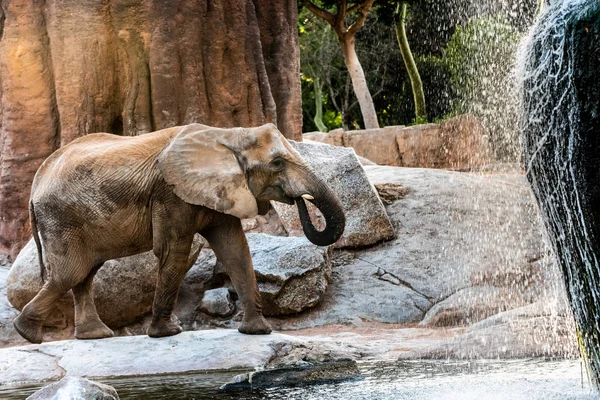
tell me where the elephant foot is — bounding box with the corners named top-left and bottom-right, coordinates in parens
top-left (13, 314), bottom-right (44, 344)
top-left (238, 315), bottom-right (272, 335)
top-left (75, 319), bottom-right (114, 340)
top-left (147, 315), bottom-right (182, 338)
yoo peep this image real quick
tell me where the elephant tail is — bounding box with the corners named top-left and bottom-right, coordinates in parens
top-left (29, 200), bottom-right (46, 282)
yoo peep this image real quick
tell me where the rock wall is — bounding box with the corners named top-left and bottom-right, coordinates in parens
top-left (304, 114), bottom-right (491, 169)
top-left (0, 0), bottom-right (302, 259)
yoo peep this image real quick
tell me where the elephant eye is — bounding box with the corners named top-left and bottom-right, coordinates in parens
top-left (271, 158), bottom-right (284, 170)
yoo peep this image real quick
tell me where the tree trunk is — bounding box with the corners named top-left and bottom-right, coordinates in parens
top-left (0, 0), bottom-right (302, 259)
top-left (339, 35), bottom-right (380, 129)
top-left (313, 78), bottom-right (328, 132)
top-left (395, 2), bottom-right (427, 122)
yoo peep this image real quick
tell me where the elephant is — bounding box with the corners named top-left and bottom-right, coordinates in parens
top-left (13, 123), bottom-right (345, 344)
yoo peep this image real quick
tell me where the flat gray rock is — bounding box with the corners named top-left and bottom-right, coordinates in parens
top-left (271, 166), bottom-right (567, 331)
top-left (272, 141), bottom-right (395, 248)
top-left (0, 330), bottom-right (358, 385)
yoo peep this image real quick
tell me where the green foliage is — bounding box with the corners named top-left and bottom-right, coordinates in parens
top-left (444, 16), bottom-right (520, 111)
top-left (442, 15), bottom-right (522, 160)
top-left (299, 9), bottom-right (347, 132)
top-left (299, 1), bottom-right (536, 142)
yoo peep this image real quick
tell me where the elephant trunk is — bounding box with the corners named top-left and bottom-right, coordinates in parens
top-left (294, 175), bottom-right (345, 246)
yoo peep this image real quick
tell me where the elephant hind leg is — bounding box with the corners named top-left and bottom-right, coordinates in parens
top-left (73, 264), bottom-right (114, 340)
top-left (13, 284), bottom-right (67, 344)
top-left (13, 253), bottom-right (92, 344)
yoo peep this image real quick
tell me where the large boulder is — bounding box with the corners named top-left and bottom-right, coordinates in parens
top-left (27, 376), bottom-right (119, 400)
top-left (272, 141), bottom-right (395, 248)
top-left (248, 234), bottom-right (332, 316)
top-left (271, 165), bottom-right (568, 336)
top-left (182, 234), bottom-right (333, 323)
top-left (7, 235), bottom-right (204, 332)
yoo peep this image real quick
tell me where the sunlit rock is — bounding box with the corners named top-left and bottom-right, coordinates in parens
top-left (303, 114), bottom-right (491, 169)
top-left (271, 165), bottom-right (564, 332)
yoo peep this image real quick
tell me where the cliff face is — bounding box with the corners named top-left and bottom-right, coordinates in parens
top-left (0, 0), bottom-right (302, 258)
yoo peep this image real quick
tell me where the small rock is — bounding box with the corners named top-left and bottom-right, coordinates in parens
top-left (241, 207), bottom-right (288, 236)
top-left (27, 376), bottom-right (119, 400)
top-left (220, 360), bottom-right (361, 390)
top-left (197, 288), bottom-right (235, 317)
top-left (374, 183), bottom-right (409, 205)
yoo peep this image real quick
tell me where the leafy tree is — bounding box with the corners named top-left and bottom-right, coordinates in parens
top-left (299, 11), bottom-right (340, 131)
top-left (303, 0), bottom-right (380, 129)
top-left (298, 0), bottom-right (537, 136)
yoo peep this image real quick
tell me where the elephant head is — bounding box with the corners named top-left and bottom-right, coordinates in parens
top-left (157, 123), bottom-right (345, 246)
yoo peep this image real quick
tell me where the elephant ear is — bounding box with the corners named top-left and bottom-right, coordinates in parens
top-left (157, 124), bottom-right (258, 219)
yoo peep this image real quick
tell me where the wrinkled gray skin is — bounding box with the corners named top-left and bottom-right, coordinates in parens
top-left (14, 123), bottom-right (345, 344)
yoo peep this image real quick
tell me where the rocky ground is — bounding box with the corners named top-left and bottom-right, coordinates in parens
top-left (0, 155), bottom-right (579, 387)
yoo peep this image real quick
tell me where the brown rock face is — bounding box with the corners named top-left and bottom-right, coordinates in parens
top-left (0, 0), bottom-right (302, 258)
top-left (303, 114), bottom-right (491, 169)
top-left (396, 115), bottom-right (491, 169)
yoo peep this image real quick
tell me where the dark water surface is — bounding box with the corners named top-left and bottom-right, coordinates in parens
top-left (1, 359), bottom-right (596, 399)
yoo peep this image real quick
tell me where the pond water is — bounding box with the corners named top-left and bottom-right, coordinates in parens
top-left (0, 359), bottom-right (596, 399)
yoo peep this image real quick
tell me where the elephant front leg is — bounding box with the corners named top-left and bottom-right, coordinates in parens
top-left (202, 216), bottom-right (272, 335)
top-left (148, 236), bottom-right (194, 338)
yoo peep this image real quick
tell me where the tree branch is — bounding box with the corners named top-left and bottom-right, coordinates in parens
top-left (347, 0), bottom-right (377, 35)
top-left (346, 2), bottom-right (364, 14)
top-left (325, 76), bottom-right (343, 115)
top-left (305, 1), bottom-right (335, 26)
top-left (371, 87), bottom-right (385, 99)
top-left (339, 0), bottom-right (348, 19)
